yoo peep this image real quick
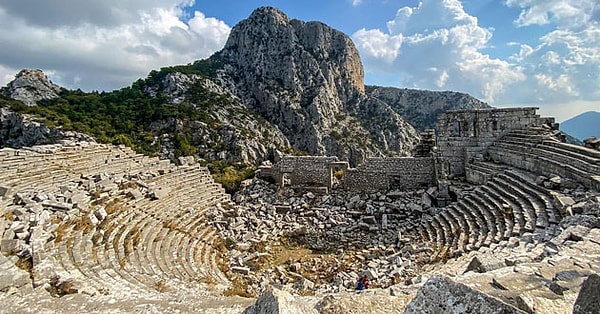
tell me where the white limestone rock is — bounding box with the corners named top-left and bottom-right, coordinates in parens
top-left (242, 287), bottom-right (318, 314)
top-left (404, 275), bottom-right (526, 314)
top-left (1, 69), bottom-right (62, 106)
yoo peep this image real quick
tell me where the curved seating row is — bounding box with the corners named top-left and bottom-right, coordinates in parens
top-left (488, 128), bottom-right (600, 190)
top-left (421, 126), bottom-right (599, 260)
top-left (420, 165), bottom-right (562, 260)
top-left (0, 143), bottom-right (232, 296)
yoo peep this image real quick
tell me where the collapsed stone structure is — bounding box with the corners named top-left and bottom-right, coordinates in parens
top-left (0, 106), bottom-right (599, 313)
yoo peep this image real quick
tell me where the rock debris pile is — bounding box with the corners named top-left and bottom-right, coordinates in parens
top-left (208, 178), bottom-right (444, 295)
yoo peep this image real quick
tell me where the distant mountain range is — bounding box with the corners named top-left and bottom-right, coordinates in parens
top-left (560, 111), bottom-right (600, 141)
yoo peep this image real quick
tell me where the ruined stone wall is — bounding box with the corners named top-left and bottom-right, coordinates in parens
top-left (257, 155), bottom-right (435, 192)
top-left (437, 107), bottom-right (551, 176)
top-left (276, 156), bottom-right (340, 187)
top-left (345, 157), bottom-right (435, 191)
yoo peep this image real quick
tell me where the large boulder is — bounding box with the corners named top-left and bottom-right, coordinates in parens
top-left (404, 276), bottom-right (526, 314)
top-left (242, 287), bottom-right (318, 314)
top-left (573, 274), bottom-right (600, 314)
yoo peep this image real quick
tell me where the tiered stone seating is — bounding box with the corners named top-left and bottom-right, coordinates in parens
top-left (488, 128), bottom-right (600, 190)
top-left (0, 143), bottom-right (233, 296)
top-left (420, 164), bottom-right (561, 259)
top-left (417, 125), bottom-right (597, 260)
top-left (465, 161), bottom-right (506, 185)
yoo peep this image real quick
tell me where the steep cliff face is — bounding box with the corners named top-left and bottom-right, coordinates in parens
top-left (0, 69), bottom-right (63, 106)
top-left (217, 7), bottom-right (419, 165)
top-left (366, 86), bottom-right (490, 131)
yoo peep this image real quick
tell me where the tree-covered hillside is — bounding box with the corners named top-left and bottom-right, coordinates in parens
top-left (0, 59), bottom-right (264, 193)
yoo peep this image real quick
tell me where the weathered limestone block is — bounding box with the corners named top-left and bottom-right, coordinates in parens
top-left (87, 212), bottom-right (99, 226)
top-left (151, 186), bottom-right (171, 199)
top-left (573, 274), bottom-right (600, 314)
top-left (68, 192), bottom-right (87, 206)
top-left (94, 207), bottom-right (107, 222)
top-left (404, 276), bottom-right (526, 314)
top-left (178, 155), bottom-right (195, 166)
top-left (127, 188), bottom-right (144, 200)
top-left (293, 277), bottom-right (315, 292)
top-left (0, 255), bottom-right (30, 292)
top-left (1, 239), bottom-right (19, 254)
top-left (97, 178), bottom-right (118, 193)
top-left (232, 266), bottom-right (251, 275)
top-left (463, 255), bottom-right (506, 274)
top-left (42, 200), bottom-right (73, 211)
top-left (242, 287), bottom-right (318, 314)
top-left (0, 185), bottom-right (11, 198)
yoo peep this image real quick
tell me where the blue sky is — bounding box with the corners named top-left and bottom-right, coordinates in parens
top-left (0, 0), bottom-right (598, 122)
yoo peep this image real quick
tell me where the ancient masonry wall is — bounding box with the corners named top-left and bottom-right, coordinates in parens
top-left (345, 157), bottom-right (435, 191)
top-left (258, 156), bottom-right (435, 192)
top-left (437, 107), bottom-right (553, 176)
top-left (273, 156), bottom-right (341, 187)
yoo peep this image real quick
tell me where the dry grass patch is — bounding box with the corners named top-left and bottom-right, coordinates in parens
top-left (155, 279), bottom-right (169, 293)
top-left (54, 222), bottom-right (70, 243)
top-left (15, 256), bottom-right (32, 272)
top-left (104, 199), bottom-right (125, 215)
top-left (73, 215), bottom-right (94, 232)
top-left (118, 181), bottom-right (139, 190)
top-left (1, 211), bottom-right (16, 221)
top-left (223, 276), bottom-right (253, 298)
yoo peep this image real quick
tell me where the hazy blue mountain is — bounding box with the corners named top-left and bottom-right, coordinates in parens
top-left (560, 111), bottom-right (600, 141)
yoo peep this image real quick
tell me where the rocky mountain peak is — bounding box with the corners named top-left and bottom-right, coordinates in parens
top-left (221, 6), bottom-right (364, 99)
top-left (1, 69), bottom-right (63, 106)
top-left (216, 7), bottom-right (401, 164)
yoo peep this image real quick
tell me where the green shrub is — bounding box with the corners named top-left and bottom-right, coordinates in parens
top-left (209, 162), bottom-right (256, 193)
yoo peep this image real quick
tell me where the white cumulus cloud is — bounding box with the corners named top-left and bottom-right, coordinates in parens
top-left (502, 0), bottom-right (600, 110)
top-left (353, 0), bottom-right (523, 103)
top-left (353, 0), bottom-right (600, 121)
top-left (506, 0), bottom-right (599, 29)
top-left (0, 1), bottom-right (230, 91)
top-left (353, 28), bottom-right (403, 64)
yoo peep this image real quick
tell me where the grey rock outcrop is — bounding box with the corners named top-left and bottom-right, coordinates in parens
top-left (242, 287), bottom-right (318, 314)
top-left (0, 107), bottom-right (95, 147)
top-left (404, 276), bottom-right (526, 314)
top-left (217, 7), bottom-right (420, 165)
top-left (366, 86), bottom-right (490, 131)
top-left (144, 73), bottom-right (290, 164)
top-left (1, 69), bottom-right (62, 106)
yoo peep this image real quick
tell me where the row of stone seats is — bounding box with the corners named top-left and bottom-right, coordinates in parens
top-left (488, 128), bottom-right (600, 190)
top-left (420, 164), bottom-right (560, 260)
top-left (57, 165), bottom-right (229, 294)
top-left (0, 142), bottom-right (233, 296)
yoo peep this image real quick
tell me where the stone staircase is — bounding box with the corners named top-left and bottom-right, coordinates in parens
top-left (0, 142), bottom-right (232, 297)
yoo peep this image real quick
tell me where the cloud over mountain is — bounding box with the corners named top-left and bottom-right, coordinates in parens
top-left (0, 0), bottom-right (230, 91)
top-left (352, 0), bottom-right (600, 121)
top-left (353, 0), bottom-right (524, 103)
